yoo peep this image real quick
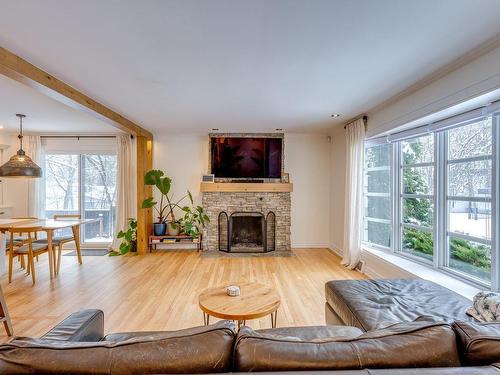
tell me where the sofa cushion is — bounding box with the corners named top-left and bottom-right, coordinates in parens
top-left (0, 320), bottom-right (235, 374)
top-left (452, 321), bottom-right (500, 366)
top-left (325, 279), bottom-right (474, 331)
top-left (256, 325), bottom-right (363, 341)
top-left (234, 321), bottom-right (461, 372)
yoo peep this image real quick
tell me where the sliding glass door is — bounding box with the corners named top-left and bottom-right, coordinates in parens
top-left (44, 153), bottom-right (117, 245)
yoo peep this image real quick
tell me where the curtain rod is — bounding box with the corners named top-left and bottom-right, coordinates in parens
top-left (344, 115), bottom-right (368, 129)
top-left (40, 135), bottom-right (131, 139)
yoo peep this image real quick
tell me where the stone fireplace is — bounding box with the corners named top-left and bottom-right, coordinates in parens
top-left (201, 191), bottom-right (291, 253)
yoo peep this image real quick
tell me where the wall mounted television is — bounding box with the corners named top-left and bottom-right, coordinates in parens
top-left (210, 136), bottom-right (282, 179)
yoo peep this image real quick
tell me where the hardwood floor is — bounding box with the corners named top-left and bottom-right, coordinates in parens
top-left (0, 249), bottom-right (364, 342)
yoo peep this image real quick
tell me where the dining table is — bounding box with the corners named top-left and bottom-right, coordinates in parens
top-left (0, 218), bottom-right (97, 278)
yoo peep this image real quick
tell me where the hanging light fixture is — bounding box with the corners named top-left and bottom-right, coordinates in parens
top-left (0, 114), bottom-right (42, 178)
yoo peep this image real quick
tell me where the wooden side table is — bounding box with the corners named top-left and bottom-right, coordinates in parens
top-left (198, 282), bottom-right (280, 330)
top-left (149, 234), bottom-right (203, 252)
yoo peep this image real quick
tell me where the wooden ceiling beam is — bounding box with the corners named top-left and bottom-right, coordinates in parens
top-left (0, 46), bottom-right (152, 138)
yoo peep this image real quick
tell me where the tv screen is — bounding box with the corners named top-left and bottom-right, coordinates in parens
top-left (210, 137), bottom-right (282, 179)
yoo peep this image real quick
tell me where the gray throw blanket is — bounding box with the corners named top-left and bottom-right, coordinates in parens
top-left (466, 291), bottom-right (500, 322)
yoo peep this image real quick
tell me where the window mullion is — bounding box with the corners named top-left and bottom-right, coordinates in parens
top-left (436, 131), bottom-right (447, 269)
top-left (492, 115), bottom-right (500, 292)
top-left (79, 154), bottom-right (84, 244)
top-left (393, 141), bottom-right (401, 254)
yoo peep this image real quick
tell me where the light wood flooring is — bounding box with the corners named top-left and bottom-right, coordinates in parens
top-left (0, 249), bottom-right (364, 342)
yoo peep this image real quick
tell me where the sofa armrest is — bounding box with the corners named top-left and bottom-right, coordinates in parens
top-left (41, 309), bottom-right (104, 342)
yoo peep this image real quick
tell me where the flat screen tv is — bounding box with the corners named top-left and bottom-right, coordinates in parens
top-left (210, 137), bottom-right (282, 179)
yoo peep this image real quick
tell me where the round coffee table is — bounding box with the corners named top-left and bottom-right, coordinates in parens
top-left (199, 282), bottom-right (280, 329)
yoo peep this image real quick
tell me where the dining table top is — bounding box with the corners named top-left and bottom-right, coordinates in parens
top-left (0, 218), bottom-right (96, 231)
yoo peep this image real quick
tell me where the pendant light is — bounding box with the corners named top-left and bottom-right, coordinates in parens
top-left (0, 114), bottom-right (42, 178)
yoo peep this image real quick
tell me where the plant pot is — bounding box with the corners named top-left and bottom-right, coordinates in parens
top-left (153, 223), bottom-right (167, 236)
top-left (130, 240), bottom-right (137, 253)
top-left (167, 222), bottom-right (180, 236)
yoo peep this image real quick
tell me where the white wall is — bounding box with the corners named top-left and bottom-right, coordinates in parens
top-left (285, 133), bottom-right (332, 248)
top-left (367, 44), bottom-right (500, 137)
top-left (152, 132), bottom-right (332, 248)
top-left (329, 126), bottom-right (346, 252)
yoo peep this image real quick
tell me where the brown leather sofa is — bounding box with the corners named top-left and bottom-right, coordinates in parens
top-left (0, 309), bottom-right (499, 374)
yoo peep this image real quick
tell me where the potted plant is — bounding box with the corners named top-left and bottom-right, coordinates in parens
top-left (109, 218), bottom-right (137, 256)
top-left (179, 196), bottom-right (210, 239)
top-left (141, 169), bottom-right (192, 236)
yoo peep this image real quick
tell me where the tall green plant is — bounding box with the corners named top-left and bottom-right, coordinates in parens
top-left (141, 170), bottom-right (189, 224)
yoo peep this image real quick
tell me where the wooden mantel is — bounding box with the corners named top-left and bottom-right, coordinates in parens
top-left (200, 182), bottom-right (293, 193)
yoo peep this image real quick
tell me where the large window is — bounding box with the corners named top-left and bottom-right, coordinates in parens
top-left (363, 114), bottom-right (499, 290)
top-left (44, 153), bottom-right (117, 244)
top-left (363, 144), bottom-right (392, 248)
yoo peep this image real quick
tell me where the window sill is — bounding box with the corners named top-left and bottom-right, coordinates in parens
top-left (361, 246), bottom-right (482, 300)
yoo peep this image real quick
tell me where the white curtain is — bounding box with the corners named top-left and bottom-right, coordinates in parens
top-left (341, 118), bottom-right (365, 269)
top-left (24, 135), bottom-right (43, 218)
top-left (111, 134), bottom-right (136, 251)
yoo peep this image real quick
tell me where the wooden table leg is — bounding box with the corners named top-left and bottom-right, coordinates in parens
top-left (46, 229), bottom-right (54, 280)
top-left (72, 225), bottom-right (82, 265)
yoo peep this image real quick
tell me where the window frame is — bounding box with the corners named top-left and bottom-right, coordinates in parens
top-left (363, 114), bottom-right (500, 292)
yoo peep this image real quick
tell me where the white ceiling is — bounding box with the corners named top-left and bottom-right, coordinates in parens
top-left (0, 0), bottom-right (500, 134)
top-left (0, 75), bottom-right (119, 134)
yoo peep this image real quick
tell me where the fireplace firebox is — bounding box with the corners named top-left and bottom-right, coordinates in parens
top-left (218, 211), bottom-right (275, 253)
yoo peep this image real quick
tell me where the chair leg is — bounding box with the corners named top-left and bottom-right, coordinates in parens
top-left (28, 252), bottom-right (36, 285)
top-left (26, 258), bottom-right (31, 275)
top-left (20, 255), bottom-right (25, 269)
top-left (28, 241), bottom-right (36, 285)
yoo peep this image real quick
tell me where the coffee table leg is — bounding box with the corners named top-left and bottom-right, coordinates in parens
top-left (271, 310), bottom-right (278, 328)
top-left (203, 312), bottom-right (210, 325)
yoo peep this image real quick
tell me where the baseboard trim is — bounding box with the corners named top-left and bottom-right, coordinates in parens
top-left (362, 265), bottom-right (384, 279)
top-left (328, 244), bottom-right (343, 257)
top-left (292, 243), bottom-right (330, 249)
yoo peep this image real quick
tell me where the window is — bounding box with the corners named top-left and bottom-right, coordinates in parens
top-left (363, 113), bottom-right (499, 290)
top-left (445, 119), bottom-right (493, 282)
top-left (363, 144), bottom-right (392, 248)
top-left (400, 134), bottom-right (435, 262)
top-left (44, 153), bottom-right (117, 244)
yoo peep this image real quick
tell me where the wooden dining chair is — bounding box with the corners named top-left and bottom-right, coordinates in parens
top-left (8, 226), bottom-right (49, 285)
top-left (6, 217), bottom-right (39, 269)
top-left (34, 214), bottom-right (81, 275)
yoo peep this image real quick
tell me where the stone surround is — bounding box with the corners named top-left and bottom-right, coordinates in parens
top-left (202, 192), bottom-right (291, 252)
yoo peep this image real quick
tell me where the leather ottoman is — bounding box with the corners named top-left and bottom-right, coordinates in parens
top-left (325, 278), bottom-right (475, 331)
